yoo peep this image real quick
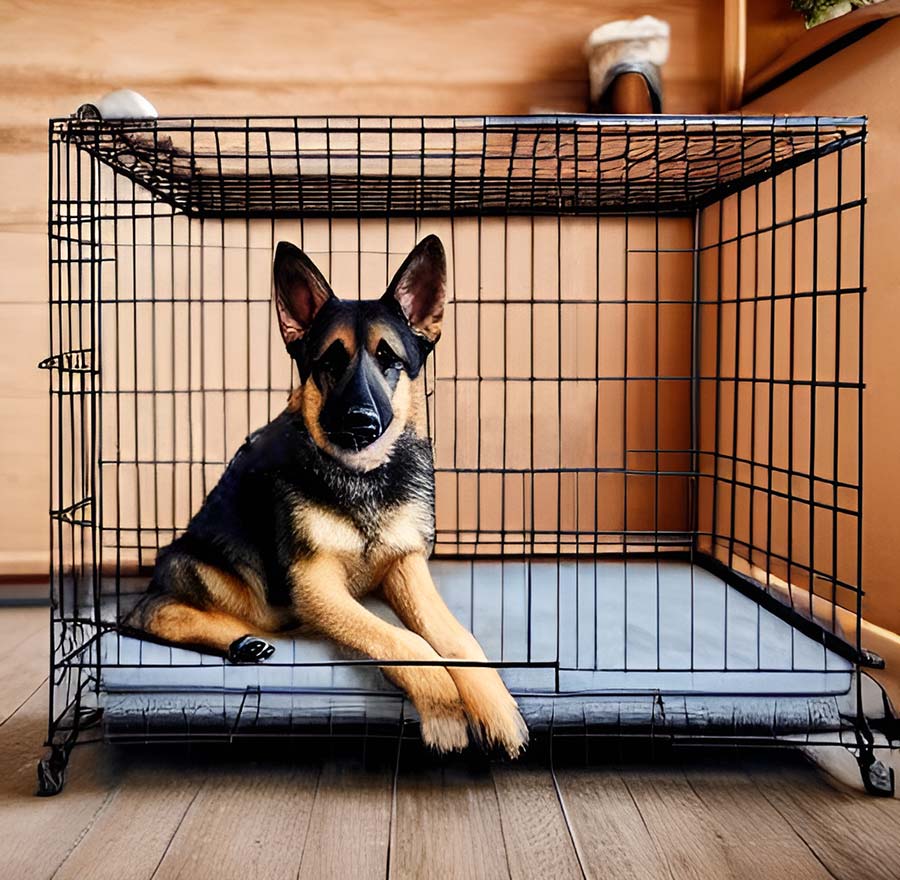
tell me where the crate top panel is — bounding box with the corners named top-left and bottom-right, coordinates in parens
top-left (52, 114), bottom-right (865, 218)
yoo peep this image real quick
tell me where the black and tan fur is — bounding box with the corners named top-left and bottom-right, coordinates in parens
top-left (124, 235), bottom-right (528, 756)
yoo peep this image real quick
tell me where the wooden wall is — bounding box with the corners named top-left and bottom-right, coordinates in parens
top-left (744, 18), bottom-right (900, 633)
top-left (3, 0), bottom-right (897, 636)
top-left (0, 0), bottom-right (723, 576)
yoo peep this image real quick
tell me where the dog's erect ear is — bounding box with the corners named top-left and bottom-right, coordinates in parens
top-left (273, 242), bottom-right (335, 346)
top-left (382, 235), bottom-right (446, 345)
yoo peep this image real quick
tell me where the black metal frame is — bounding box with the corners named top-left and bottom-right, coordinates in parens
top-left (40, 113), bottom-right (895, 796)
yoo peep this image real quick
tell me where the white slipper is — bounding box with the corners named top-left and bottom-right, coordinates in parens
top-left (584, 16), bottom-right (670, 113)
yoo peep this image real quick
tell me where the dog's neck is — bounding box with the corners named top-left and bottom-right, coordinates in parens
top-left (284, 410), bottom-right (434, 524)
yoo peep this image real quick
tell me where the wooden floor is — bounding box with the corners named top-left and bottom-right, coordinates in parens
top-left (2, 606), bottom-right (900, 880)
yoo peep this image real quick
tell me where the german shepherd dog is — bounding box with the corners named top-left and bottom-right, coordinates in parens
top-left (124, 235), bottom-right (528, 756)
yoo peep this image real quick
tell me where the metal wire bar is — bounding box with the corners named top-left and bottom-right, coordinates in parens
top-left (44, 115), bottom-right (874, 760)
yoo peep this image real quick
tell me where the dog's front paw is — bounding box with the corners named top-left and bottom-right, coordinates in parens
top-left (227, 635), bottom-right (275, 664)
top-left (455, 669), bottom-right (529, 759)
top-left (419, 710), bottom-right (470, 753)
top-left (400, 665), bottom-right (469, 753)
top-left (471, 697), bottom-right (529, 760)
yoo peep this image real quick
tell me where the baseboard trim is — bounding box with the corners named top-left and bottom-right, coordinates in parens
top-left (0, 582), bottom-right (49, 606)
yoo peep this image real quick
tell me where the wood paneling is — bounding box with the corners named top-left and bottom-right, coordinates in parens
top-left (744, 0), bottom-right (900, 102)
top-left (744, 19), bottom-right (900, 633)
top-left (0, 0), bottom-right (721, 575)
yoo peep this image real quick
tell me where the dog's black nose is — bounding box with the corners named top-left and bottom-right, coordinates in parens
top-left (339, 406), bottom-right (381, 449)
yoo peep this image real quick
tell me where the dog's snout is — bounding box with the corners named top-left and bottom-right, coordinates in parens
top-left (320, 351), bottom-right (396, 454)
top-left (345, 405), bottom-right (380, 433)
top-left (336, 406), bottom-right (381, 449)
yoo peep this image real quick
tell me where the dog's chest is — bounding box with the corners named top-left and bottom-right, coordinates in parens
top-left (293, 500), bottom-right (431, 592)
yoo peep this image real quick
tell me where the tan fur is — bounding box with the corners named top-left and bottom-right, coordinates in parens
top-left (294, 506), bottom-right (366, 558)
top-left (366, 322), bottom-right (409, 361)
top-left (378, 501), bottom-right (432, 557)
top-left (312, 321), bottom-right (357, 360)
top-left (193, 561), bottom-right (289, 632)
top-left (289, 554), bottom-right (469, 751)
top-left (406, 371), bottom-right (429, 438)
top-left (140, 599), bottom-right (258, 653)
top-left (299, 379), bottom-right (332, 448)
top-left (129, 561), bottom-right (292, 651)
top-left (382, 553), bottom-right (528, 757)
top-left (292, 499), bottom-right (430, 598)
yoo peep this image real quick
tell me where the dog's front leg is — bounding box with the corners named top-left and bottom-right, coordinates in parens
top-left (291, 555), bottom-right (469, 753)
top-left (382, 554), bottom-right (528, 758)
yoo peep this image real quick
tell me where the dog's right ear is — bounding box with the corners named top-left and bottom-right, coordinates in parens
top-left (273, 242), bottom-right (335, 347)
top-left (382, 234), bottom-right (446, 346)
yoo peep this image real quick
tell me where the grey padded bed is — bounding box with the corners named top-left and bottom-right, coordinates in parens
top-left (95, 559), bottom-right (855, 740)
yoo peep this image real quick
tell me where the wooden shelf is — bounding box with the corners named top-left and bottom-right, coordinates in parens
top-left (722, 0), bottom-right (900, 108)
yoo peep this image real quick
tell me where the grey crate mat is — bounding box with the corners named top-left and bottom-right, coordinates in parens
top-left (97, 559), bottom-right (853, 736)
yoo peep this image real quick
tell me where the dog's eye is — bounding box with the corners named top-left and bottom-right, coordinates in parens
top-left (316, 341), bottom-right (349, 380)
top-left (375, 340), bottom-right (403, 373)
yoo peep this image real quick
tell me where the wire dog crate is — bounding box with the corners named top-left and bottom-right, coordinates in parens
top-left (41, 113), bottom-right (896, 796)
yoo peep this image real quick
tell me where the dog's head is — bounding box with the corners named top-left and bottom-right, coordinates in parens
top-left (273, 235), bottom-right (445, 472)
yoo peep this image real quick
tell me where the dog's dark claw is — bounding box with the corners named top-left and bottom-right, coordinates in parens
top-left (227, 635), bottom-right (275, 664)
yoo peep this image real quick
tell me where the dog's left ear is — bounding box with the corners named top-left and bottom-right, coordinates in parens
top-left (382, 235), bottom-right (446, 345)
top-left (273, 241), bottom-right (335, 347)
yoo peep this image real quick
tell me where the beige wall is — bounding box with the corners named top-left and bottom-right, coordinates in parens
top-left (1, 0), bottom-right (722, 577)
top-left (744, 19), bottom-right (900, 632)
top-left (695, 143), bottom-right (865, 612)
top-left (3, 0), bottom-right (896, 634)
top-left (71, 205), bottom-right (694, 568)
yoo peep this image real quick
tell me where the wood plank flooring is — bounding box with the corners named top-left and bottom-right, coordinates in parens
top-left (1, 606), bottom-right (898, 880)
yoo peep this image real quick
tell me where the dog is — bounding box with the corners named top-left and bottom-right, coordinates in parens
top-left (123, 235), bottom-right (528, 757)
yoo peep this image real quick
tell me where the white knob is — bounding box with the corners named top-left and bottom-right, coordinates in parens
top-left (94, 89), bottom-right (158, 120)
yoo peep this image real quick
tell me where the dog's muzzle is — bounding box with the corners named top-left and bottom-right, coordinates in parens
top-left (328, 405), bottom-right (384, 451)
